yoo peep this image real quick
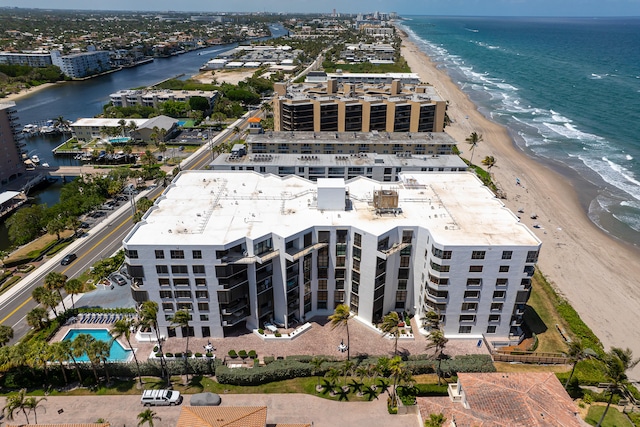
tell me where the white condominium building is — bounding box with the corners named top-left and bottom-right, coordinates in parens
top-left (123, 171), bottom-right (540, 345)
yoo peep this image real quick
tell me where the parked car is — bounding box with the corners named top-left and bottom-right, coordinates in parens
top-left (60, 253), bottom-right (77, 265)
top-left (109, 273), bottom-right (127, 286)
top-left (141, 389), bottom-right (182, 407)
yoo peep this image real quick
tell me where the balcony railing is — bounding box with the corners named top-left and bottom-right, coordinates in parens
top-left (284, 242), bottom-right (328, 262)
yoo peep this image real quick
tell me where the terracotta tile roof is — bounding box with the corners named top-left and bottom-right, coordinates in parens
top-left (176, 406), bottom-right (267, 427)
top-left (7, 424), bottom-right (109, 427)
top-left (418, 372), bottom-right (584, 427)
top-left (273, 424), bottom-right (312, 427)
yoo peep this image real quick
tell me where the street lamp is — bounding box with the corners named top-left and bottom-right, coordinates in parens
top-left (128, 187), bottom-right (136, 221)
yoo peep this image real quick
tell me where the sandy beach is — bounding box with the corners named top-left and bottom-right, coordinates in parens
top-left (1, 82), bottom-right (59, 102)
top-left (399, 34), bottom-right (640, 379)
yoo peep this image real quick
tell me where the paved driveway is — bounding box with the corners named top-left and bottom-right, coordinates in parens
top-left (0, 394), bottom-right (421, 427)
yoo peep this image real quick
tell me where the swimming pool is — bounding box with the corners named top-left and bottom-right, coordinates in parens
top-left (108, 137), bottom-right (132, 144)
top-left (62, 329), bottom-right (133, 362)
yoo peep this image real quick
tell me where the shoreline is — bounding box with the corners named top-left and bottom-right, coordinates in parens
top-left (398, 30), bottom-right (640, 379)
top-left (1, 82), bottom-right (61, 102)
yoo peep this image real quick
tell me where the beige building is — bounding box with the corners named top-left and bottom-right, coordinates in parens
top-left (273, 79), bottom-right (446, 133)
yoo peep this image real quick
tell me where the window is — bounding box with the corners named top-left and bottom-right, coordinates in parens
top-left (159, 278), bottom-right (170, 287)
top-left (198, 302), bottom-right (209, 311)
top-left (196, 290), bottom-right (209, 299)
top-left (486, 325), bottom-right (497, 334)
top-left (502, 250), bottom-right (512, 260)
top-left (491, 303), bottom-right (503, 312)
top-left (192, 265), bottom-right (206, 275)
top-left (200, 314), bottom-right (209, 321)
top-left (469, 265), bottom-right (483, 273)
top-left (499, 265), bottom-right (510, 273)
top-left (466, 278), bottom-right (482, 287)
top-left (254, 238), bottom-right (273, 255)
top-left (459, 314), bottom-right (476, 322)
top-left (458, 325), bottom-right (472, 333)
top-left (195, 278), bottom-right (207, 287)
top-left (526, 250), bottom-right (539, 263)
top-left (192, 250), bottom-right (202, 259)
top-left (177, 302), bottom-right (192, 311)
top-left (162, 302), bottom-right (174, 312)
top-left (171, 265), bottom-right (188, 274)
top-left (156, 265), bottom-right (168, 274)
top-left (402, 230), bottom-right (413, 243)
top-left (461, 302), bottom-right (477, 312)
top-left (159, 291), bottom-right (172, 299)
top-left (318, 231), bottom-right (330, 243)
top-left (430, 261), bottom-right (450, 272)
top-left (354, 233), bottom-right (362, 247)
top-left (489, 314), bottom-right (501, 322)
top-left (471, 251), bottom-right (486, 260)
top-left (175, 290), bottom-right (191, 298)
top-left (496, 278), bottom-right (508, 287)
top-left (170, 250), bottom-right (185, 259)
top-left (126, 249), bottom-right (138, 259)
top-left (493, 291), bottom-right (506, 299)
top-left (155, 250), bottom-right (165, 259)
top-left (464, 290), bottom-right (480, 299)
top-left (202, 326), bottom-right (211, 337)
top-left (173, 278), bottom-right (190, 287)
top-left (334, 290), bottom-right (345, 303)
top-left (431, 246), bottom-right (452, 259)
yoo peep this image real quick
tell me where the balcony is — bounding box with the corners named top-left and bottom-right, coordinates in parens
top-left (524, 266), bottom-right (535, 277)
top-left (256, 249), bottom-right (279, 264)
top-left (284, 242), bottom-right (328, 262)
top-left (376, 242), bottom-right (411, 259)
top-left (218, 252), bottom-right (258, 265)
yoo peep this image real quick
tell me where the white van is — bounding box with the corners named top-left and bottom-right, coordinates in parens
top-left (141, 389), bottom-right (182, 406)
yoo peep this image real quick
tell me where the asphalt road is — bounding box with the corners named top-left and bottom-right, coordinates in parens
top-left (0, 112), bottom-right (256, 343)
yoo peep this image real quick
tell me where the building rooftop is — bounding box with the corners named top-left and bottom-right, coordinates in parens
top-left (70, 118), bottom-right (148, 128)
top-left (125, 171), bottom-right (540, 248)
top-left (246, 131), bottom-right (456, 146)
top-left (418, 372), bottom-right (583, 427)
top-left (211, 152), bottom-right (467, 170)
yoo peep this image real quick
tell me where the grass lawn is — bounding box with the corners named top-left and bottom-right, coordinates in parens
top-left (585, 405), bottom-right (633, 427)
top-left (524, 271), bottom-right (571, 354)
top-left (4, 230), bottom-right (74, 263)
top-left (494, 362), bottom-right (570, 374)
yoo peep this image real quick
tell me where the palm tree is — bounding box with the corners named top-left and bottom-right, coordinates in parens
top-left (27, 306), bottom-right (50, 330)
top-left (3, 388), bottom-right (32, 425)
top-left (310, 356), bottom-right (325, 390)
top-left (111, 318), bottom-right (142, 386)
top-left (139, 301), bottom-right (167, 383)
top-left (563, 339), bottom-right (587, 389)
top-left (74, 333), bottom-right (98, 382)
top-left (64, 278), bottom-right (84, 310)
top-left (380, 311), bottom-right (401, 356)
top-left (596, 347), bottom-right (639, 427)
top-left (44, 271), bottom-right (68, 312)
top-left (61, 339), bottom-right (83, 383)
top-left (0, 324), bottom-right (13, 346)
top-left (426, 330), bottom-right (449, 385)
top-left (118, 119), bottom-right (127, 137)
top-left (329, 304), bottom-right (352, 360)
top-left (27, 339), bottom-right (52, 384)
top-left (424, 413), bottom-right (447, 427)
top-left (465, 132), bottom-right (483, 165)
top-left (49, 341), bottom-right (70, 385)
top-left (128, 120), bottom-right (139, 140)
top-left (481, 155), bottom-right (496, 169)
top-left (157, 143), bottom-right (167, 163)
top-left (324, 367), bottom-right (341, 392)
top-left (32, 286), bottom-right (61, 317)
top-left (423, 310), bottom-right (441, 331)
top-left (24, 394), bottom-right (47, 424)
top-left (140, 150), bottom-right (156, 167)
top-left (137, 408), bottom-right (161, 427)
top-left (341, 359), bottom-right (354, 388)
top-left (92, 340), bottom-right (111, 384)
top-left (170, 309), bottom-right (192, 381)
top-left (388, 356), bottom-right (407, 408)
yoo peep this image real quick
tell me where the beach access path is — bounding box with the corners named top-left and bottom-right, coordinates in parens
top-left (399, 33), bottom-right (640, 380)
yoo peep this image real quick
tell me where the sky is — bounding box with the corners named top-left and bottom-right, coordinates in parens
top-left (2, 0), bottom-right (640, 16)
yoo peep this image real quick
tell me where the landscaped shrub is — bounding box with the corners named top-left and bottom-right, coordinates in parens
top-left (165, 352), bottom-right (174, 357)
top-left (248, 350), bottom-right (257, 359)
top-left (414, 383), bottom-right (448, 396)
top-left (174, 352), bottom-right (183, 358)
top-left (263, 356), bottom-right (275, 365)
top-left (215, 359), bottom-right (314, 385)
top-left (238, 350), bottom-right (248, 359)
top-left (153, 345), bottom-right (159, 352)
top-left (155, 352), bottom-right (162, 358)
top-left (228, 350), bottom-right (238, 358)
top-left (258, 328), bottom-right (264, 335)
top-left (195, 353), bottom-right (203, 358)
top-left (274, 332), bottom-right (281, 337)
top-left (287, 355), bottom-right (313, 362)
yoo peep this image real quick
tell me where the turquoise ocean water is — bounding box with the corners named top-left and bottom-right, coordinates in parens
top-left (399, 17), bottom-right (640, 246)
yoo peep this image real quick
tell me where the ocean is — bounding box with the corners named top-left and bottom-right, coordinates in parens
top-left (399, 16), bottom-right (640, 247)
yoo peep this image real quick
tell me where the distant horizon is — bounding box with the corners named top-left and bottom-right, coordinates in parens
top-left (2, 0), bottom-right (640, 17)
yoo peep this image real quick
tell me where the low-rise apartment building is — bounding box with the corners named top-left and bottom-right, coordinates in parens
top-left (244, 131), bottom-right (456, 156)
top-left (123, 171), bottom-right (540, 345)
top-left (0, 102), bottom-right (26, 185)
top-left (273, 79), bottom-right (446, 133)
top-left (51, 49), bottom-right (112, 78)
top-left (109, 89), bottom-right (218, 110)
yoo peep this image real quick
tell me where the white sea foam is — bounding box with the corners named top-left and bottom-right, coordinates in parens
top-left (580, 156), bottom-right (640, 202)
top-left (626, 154), bottom-right (633, 160)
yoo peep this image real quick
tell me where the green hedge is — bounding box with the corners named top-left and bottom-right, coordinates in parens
top-left (215, 359), bottom-right (313, 385)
